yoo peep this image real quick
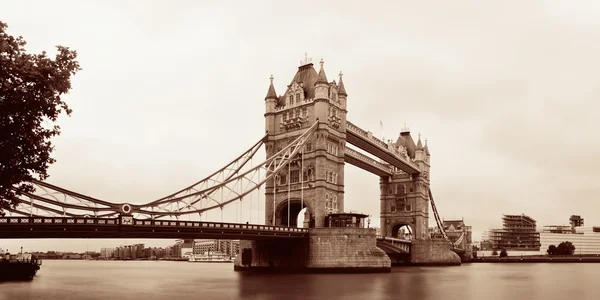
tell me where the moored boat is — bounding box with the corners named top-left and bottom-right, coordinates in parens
top-left (0, 249), bottom-right (42, 281)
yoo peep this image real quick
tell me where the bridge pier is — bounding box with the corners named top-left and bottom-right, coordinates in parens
top-left (408, 239), bottom-right (461, 266)
top-left (234, 227), bottom-right (390, 273)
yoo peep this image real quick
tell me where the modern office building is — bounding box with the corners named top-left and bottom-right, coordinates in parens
top-left (488, 214), bottom-right (541, 251)
top-left (540, 215), bottom-right (600, 255)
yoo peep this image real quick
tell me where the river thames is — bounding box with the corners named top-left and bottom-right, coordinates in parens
top-left (0, 260), bottom-right (596, 300)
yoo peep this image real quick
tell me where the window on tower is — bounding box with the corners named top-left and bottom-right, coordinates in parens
top-left (279, 175), bottom-right (287, 185)
top-left (290, 169), bottom-right (300, 183)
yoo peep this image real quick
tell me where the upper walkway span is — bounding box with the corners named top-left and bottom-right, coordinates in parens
top-left (346, 121), bottom-right (421, 174)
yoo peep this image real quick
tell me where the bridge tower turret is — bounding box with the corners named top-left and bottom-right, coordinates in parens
top-left (263, 55), bottom-right (347, 228)
top-left (379, 127), bottom-right (431, 241)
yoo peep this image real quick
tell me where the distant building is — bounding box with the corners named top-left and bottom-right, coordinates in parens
top-left (193, 239), bottom-right (240, 257)
top-left (570, 215), bottom-right (584, 228)
top-left (540, 215), bottom-right (600, 255)
top-left (100, 248), bottom-right (114, 259)
top-left (443, 219), bottom-right (472, 250)
top-left (488, 214), bottom-right (540, 251)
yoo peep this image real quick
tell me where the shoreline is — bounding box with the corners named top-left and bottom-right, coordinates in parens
top-left (471, 256), bottom-right (600, 263)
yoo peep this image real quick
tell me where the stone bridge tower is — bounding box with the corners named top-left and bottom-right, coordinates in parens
top-left (379, 128), bottom-right (431, 240)
top-left (263, 56), bottom-right (348, 228)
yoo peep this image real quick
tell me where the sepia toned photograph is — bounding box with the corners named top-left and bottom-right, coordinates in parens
top-left (1, 1), bottom-right (598, 299)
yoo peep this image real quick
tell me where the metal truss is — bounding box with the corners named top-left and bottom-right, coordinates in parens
top-left (133, 121), bottom-right (319, 217)
top-left (11, 180), bottom-right (121, 218)
top-left (453, 232), bottom-right (466, 250)
top-left (8, 123), bottom-right (318, 220)
top-left (144, 136), bottom-right (265, 219)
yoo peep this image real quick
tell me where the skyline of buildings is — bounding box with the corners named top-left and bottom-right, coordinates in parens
top-left (477, 214), bottom-right (600, 256)
top-left (99, 239), bottom-right (241, 260)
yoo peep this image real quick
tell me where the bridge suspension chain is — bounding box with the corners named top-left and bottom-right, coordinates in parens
top-left (131, 121), bottom-right (319, 218)
top-left (428, 187), bottom-right (449, 242)
top-left (7, 122), bottom-right (319, 221)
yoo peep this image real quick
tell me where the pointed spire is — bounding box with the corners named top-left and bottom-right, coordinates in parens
top-left (416, 132), bottom-right (424, 149)
top-left (338, 71), bottom-right (347, 96)
top-left (316, 58), bottom-right (328, 84)
top-left (401, 123), bottom-right (410, 134)
top-left (265, 74), bottom-right (277, 100)
top-left (425, 138), bottom-right (430, 155)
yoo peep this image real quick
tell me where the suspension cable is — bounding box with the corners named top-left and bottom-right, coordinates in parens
top-left (300, 146), bottom-right (304, 228)
top-left (249, 158), bottom-right (253, 223)
top-left (287, 154), bottom-right (291, 227)
top-left (257, 162), bottom-right (260, 224)
top-left (272, 167), bottom-right (276, 226)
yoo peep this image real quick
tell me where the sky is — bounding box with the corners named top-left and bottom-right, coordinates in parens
top-left (2, 0), bottom-right (600, 252)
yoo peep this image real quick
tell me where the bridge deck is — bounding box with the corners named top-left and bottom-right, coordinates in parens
top-left (0, 217), bottom-right (308, 240)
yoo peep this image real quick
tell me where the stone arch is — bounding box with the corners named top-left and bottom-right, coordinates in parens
top-left (275, 198), bottom-right (314, 228)
top-left (390, 223), bottom-right (414, 241)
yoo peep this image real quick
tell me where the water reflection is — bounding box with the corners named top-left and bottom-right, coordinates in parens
top-left (0, 261), bottom-right (599, 300)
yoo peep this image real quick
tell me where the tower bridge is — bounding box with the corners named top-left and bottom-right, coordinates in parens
top-left (1, 55), bottom-right (469, 273)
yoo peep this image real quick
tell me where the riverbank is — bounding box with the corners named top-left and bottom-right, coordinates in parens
top-left (471, 255), bottom-right (600, 263)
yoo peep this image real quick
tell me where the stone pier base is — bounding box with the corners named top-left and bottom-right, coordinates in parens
top-left (306, 228), bottom-right (390, 273)
top-left (233, 239), bottom-right (308, 273)
top-left (234, 228), bottom-right (391, 273)
top-left (409, 239), bottom-right (462, 266)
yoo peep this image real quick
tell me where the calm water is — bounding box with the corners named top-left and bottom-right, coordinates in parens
top-left (0, 260), bottom-right (597, 300)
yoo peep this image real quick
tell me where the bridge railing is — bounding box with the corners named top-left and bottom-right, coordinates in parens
top-left (346, 121), bottom-right (420, 170)
top-left (376, 236), bottom-right (411, 253)
top-left (344, 147), bottom-right (393, 174)
top-left (0, 217), bottom-right (309, 233)
top-left (376, 236), bottom-right (412, 244)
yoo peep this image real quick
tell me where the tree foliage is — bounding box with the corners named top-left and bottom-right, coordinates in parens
top-left (0, 21), bottom-right (80, 215)
top-left (499, 249), bottom-right (507, 257)
top-left (547, 242), bottom-right (576, 256)
top-left (491, 249), bottom-right (498, 256)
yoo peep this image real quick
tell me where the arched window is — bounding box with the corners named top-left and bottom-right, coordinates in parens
top-left (296, 93), bottom-right (301, 104)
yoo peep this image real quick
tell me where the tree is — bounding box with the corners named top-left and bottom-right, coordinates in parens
top-left (0, 21), bottom-right (81, 215)
top-left (557, 241), bottom-right (576, 255)
top-left (499, 249), bottom-right (508, 257)
top-left (491, 249), bottom-right (498, 256)
top-left (547, 242), bottom-right (576, 256)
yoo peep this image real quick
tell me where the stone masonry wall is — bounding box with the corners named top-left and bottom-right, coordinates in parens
top-left (409, 239), bottom-right (461, 266)
top-left (306, 228), bottom-right (390, 272)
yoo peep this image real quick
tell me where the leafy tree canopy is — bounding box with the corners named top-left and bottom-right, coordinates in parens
top-left (547, 242), bottom-right (576, 256)
top-left (499, 249), bottom-right (507, 257)
top-left (0, 21), bottom-right (80, 215)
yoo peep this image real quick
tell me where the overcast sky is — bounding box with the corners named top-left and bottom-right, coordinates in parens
top-left (2, 0), bottom-right (600, 253)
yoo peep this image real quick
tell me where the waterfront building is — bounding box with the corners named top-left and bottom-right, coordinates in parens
top-left (100, 247), bottom-right (115, 259)
top-left (193, 239), bottom-right (240, 257)
top-left (539, 215), bottom-right (600, 255)
top-left (443, 219), bottom-right (472, 250)
top-left (488, 214), bottom-right (540, 251)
